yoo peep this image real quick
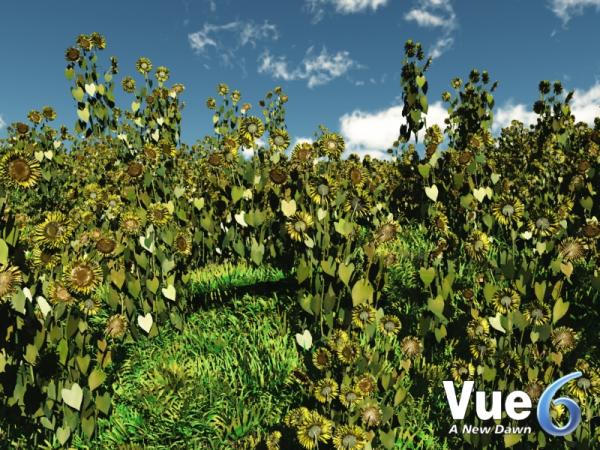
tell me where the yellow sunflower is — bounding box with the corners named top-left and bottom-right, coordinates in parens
top-left (469, 338), bottom-right (495, 360)
top-left (314, 378), bottom-right (339, 403)
top-left (466, 318), bottom-right (490, 339)
top-left (401, 336), bottom-right (423, 358)
top-left (337, 341), bottom-right (360, 365)
top-left (34, 212), bottom-right (72, 249)
top-left (148, 203), bottom-right (172, 227)
top-left (154, 66), bottom-right (170, 83)
top-left (297, 411), bottom-right (333, 449)
top-left (551, 326), bottom-right (578, 353)
top-left (240, 116), bottom-right (265, 145)
top-left (499, 352), bottom-right (523, 377)
top-left (174, 230), bottom-right (193, 256)
top-left (492, 288), bottom-right (521, 314)
top-left (450, 359), bottom-right (475, 383)
top-left (567, 360), bottom-right (600, 404)
top-left (0, 265), bottom-right (23, 301)
top-left (312, 347), bottom-right (332, 371)
top-left (529, 209), bottom-right (559, 238)
top-left (491, 195), bottom-right (524, 226)
top-left (327, 329), bottom-right (349, 352)
top-left (1, 150), bottom-right (41, 188)
top-left (523, 302), bottom-right (551, 326)
top-left (120, 211), bottom-right (143, 235)
top-left (355, 375), bottom-right (376, 396)
top-left (379, 315), bottom-right (402, 337)
top-left (49, 281), bottom-right (75, 306)
top-left (344, 192), bottom-right (372, 219)
top-left (269, 129), bottom-right (290, 151)
top-left (105, 314), bottom-right (129, 339)
top-left (284, 407), bottom-right (310, 428)
top-left (64, 258), bottom-right (103, 295)
top-left (339, 385), bottom-right (362, 408)
top-left (347, 164), bottom-right (367, 188)
top-left (352, 304), bottom-right (375, 329)
top-left (307, 176), bottom-right (337, 205)
top-left (464, 230), bottom-right (490, 261)
top-left (332, 425), bottom-right (366, 450)
top-left (318, 133), bottom-right (345, 159)
top-left (31, 247), bottom-right (60, 271)
top-left (79, 297), bottom-right (102, 316)
top-left (360, 401), bottom-right (382, 428)
top-left (291, 142), bottom-right (315, 167)
top-left (136, 57), bottom-right (153, 75)
top-left (286, 212), bottom-right (314, 242)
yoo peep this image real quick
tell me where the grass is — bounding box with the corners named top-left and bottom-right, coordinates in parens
top-left (73, 294), bottom-right (301, 450)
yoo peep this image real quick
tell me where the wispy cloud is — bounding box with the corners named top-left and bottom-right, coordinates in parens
top-left (188, 20), bottom-right (279, 67)
top-left (404, 0), bottom-right (458, 58)
top-left (0, 115), bottom-right (6, 131)
top-left (258, 47), bottom-right (360, 88)
top-left (549, 0), bottom-right (600, 23)
top-left (339, 101), bottom-right (448, 158)
top-left (305, 0), bottom-right (389, 22)
top-left (493, 83), bottom-right (600, 131)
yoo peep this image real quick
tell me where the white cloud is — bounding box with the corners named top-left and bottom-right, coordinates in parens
top-left (493, 83), bottom-right (600, 131)
top-left (339, 101), bottom-right (448, 158)
top-left (305, 0), bottom-right (388, 22)
top-left (549, 0), bottom-right (600, 22)
top-left (188, 21), bottom-right (279, 66)
top-left (404, 0), bottom-right (457, 58)
top-left (258, 47), bottom-right (359, 88)
top-left (0, 115), bottom-right (5, 130)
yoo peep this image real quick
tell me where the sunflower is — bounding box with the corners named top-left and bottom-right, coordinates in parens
top-left (231, 90), bottom-right (241, 103)
top-left (142, 145), bottom-right (160, 164)
top-left (451, 359), bottom-right (475, 383)
top-left (42, 106), bottom-right (57, 121)
top-left (90, 32), bottom-right (106, 49)
top-left (492, 288), bottom-right (521, 314)
top-left (332, 425), bottom-right (366, 450)
top-left (0, 265), bottom-right (22, 301)
top-left (297, 411), bottom-right (333, 449)
top-left (567, 360), bottom-right (600, 404)
top-left (466, 318), bottom-right (490, 339)
top-left (284, 407), bottom-right (310, 428)
top-left (523, 302), bottom-right (551, 326)
top-left (286, 212), bottom-right (314, 242)
top-left (125, 161), bottom-right (144, 181)
top-left (269, 129), bottom-right (290, 151)
top-left (499, 352), bottom-right (523, 377)
top-left (220, 134), bottom-right (239, 156)
top-left (491, 195), bottom-right (524, 226)
top-left (469, 338), bottom-right (495, 360)
top-left (217, 83), bottom-right (229, 96)
top-left (401, 336), bottom-right (423, 359)
top-left (174, 230), bottom-right (193, 256)
top-left (318, 133), bottom-right (345, 159)
top-left (337, 341), bottom-right (360, 365)
top-left (120, 211), bottom-right (143, 235)
top-left (1, 150), bottom-right (41, 188)
top-left (28, 110), bottom-right (42, 124)
top-left (34, 212), bottom-right (72, 249)
top-left (206, 97), bottom-right (217, 109)
top-left (240, 116), bottom-right (265, 145)
top-left (291, 142), bottom-right (315, 166)
top-left (121, 76), bottom-right (136, 93)
top-left (581, 219), bottom-right (600, 239)
top-left (207, 152), bottom-right (224, 167)
top-left (269, 167), bottom-right (288, 185)
top-left (76, 34), bottom-right (93, 50)
top-left (379, 315), bottom-right (401, 337)
top-left (558, 237), bottom-right (587, 262)
top-left (352, 304), bottom-right (375, 329)
top-left (314, 378), bottom-right (339, 403)
top-left (360, 401), bottom-right (382, 428)
top-left (312, 347), bottom-right (332, 371)
top-left (344, 192), bottom-right (372, 219)
top-left (307, 176), bottom-right (337, 205)
top-left (465, 231), bottom-right (490, 261)
top-left (432, 211), bottom-right (450, 235)
top-left (49, 281), bottom-right (75, 306)
top-left (523, 380), bottom-right (545, 402)
top-left (327, 329), bottom-right (349, 352)
top-left (148, 203), bottom-right (172, 227)
top-left (96, 236), bottom-right (117, 256)
top-left (339, 385), bottom-right (362, 408)
top-left (65, 47), bottom-right (81, 62)
top-left (355, 375), bottom-right (376, 396)
top-left (15, 122), bottom-right (29, 135)
top-left (529, 210), bottom-right (559, 238)
top-left (31, 247), bottom-right (60, 271)
top-left (136, 57), bottom-right (153, 75)
top-left (155, 66), bottom-right (170, 83)
top-left (551, 326), bottom-right (578, 353)
top-left (64, 258), bottom-right (103, 295)
top-left (79, 297), bottom-right (101, 316)
top-left (105, 314), bottom-right (129, 339)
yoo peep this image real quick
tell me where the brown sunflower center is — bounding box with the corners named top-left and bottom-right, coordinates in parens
top-left (175, 236), bottom-right (188, 251)
top-left (8, 158), bottom-right (32, 181)
top-left (56, 286), bottom-right (71, 302)
top-left (71, 265), bottom-right (94, 287)
top-left (536, 217), bottom-right (550, 230)
top-left (247, 124), bottom-right (258, 134)
top-left (96, 238), bottom-right (116, 254)
top-left (44, 222), bottom-right (61, 239)
top-left (0, 273), bottom-right (13, 293)
top-left (127, 162), bottom-right (144, 177)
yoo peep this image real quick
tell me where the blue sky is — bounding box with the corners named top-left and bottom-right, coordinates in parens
top-left (1, 0), bottom-right (600, 157)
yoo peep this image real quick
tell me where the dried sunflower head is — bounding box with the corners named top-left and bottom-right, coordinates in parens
top-left (34, 212), bottom-right (72, 249)
top-left (1, 150), bottom-right (41, 188)
top-left (64, 258), bottom-right (103, 295)
top-left (105, 314), bottom-right (129, 339)
top-left (551, 326), bottom-right (578, 353)
top-left (0, 265), bottom-right (23, 301)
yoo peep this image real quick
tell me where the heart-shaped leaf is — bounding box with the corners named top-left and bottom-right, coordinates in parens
top-left (137, 313), bottom-right (153, 333)
top-left (281, 199), bottom-right (297, 217)
top-left (419, 267), bottom-right (436, 287)
top-left (425, 184), bottom-right (438, 202)
top-left (62, 383), bottom-right (83, 411)
top-left (295, 329), bottom-right (312, 350)
top-left (162, 284), bottom-right (177, 301)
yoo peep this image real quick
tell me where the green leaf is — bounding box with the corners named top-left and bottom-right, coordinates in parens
top-left (504, 434), bottom-right (522, 448)
top-left (110, 269), bottom-right (125, 290)
top-left (89, 369), bottom-right (106, 391)
top-left (427, 295), bottom-right (445, 320)
top-left (552, 298), bottom-right (569, 324)
top-left (351, 278), bottom-right (374, 306)
top-left (419, 267), bottom-right (436, 287)
top-left (338, 262), bottom-right (354, 286)
top-left (0, 239), bottom-right (8, 265)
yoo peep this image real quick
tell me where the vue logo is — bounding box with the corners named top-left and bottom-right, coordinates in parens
top-left (443, 371), bottom-right (583, 437)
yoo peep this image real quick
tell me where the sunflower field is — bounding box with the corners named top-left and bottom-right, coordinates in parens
top-left (0, 34), bottom-right (599, 449)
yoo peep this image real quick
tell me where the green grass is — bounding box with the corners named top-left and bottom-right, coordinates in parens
top-left (73, 294), bottom-right (301, 450)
